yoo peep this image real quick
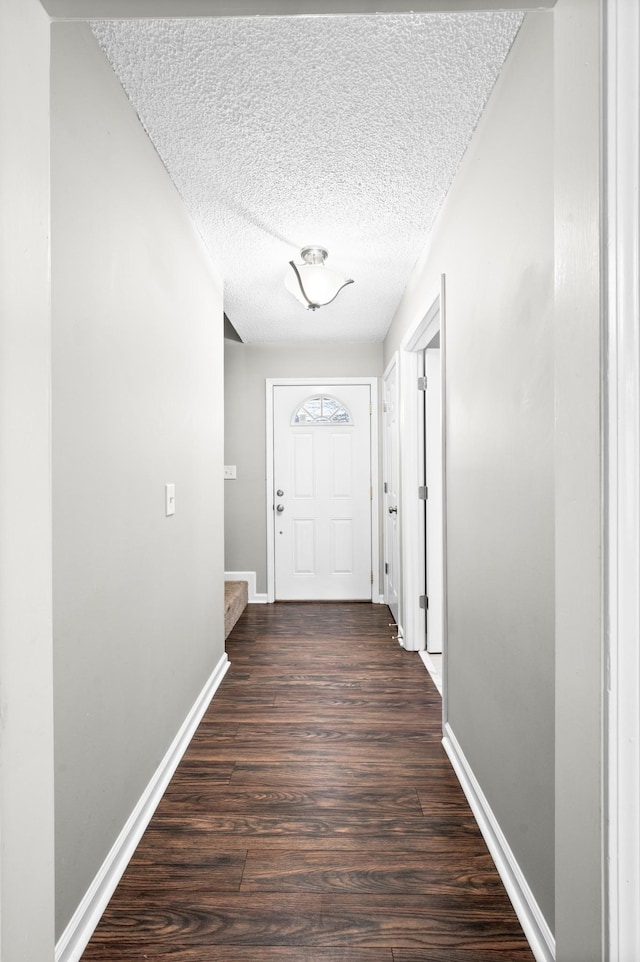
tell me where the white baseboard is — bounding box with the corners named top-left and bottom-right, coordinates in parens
top-left (419, 650), bottom-right (443, 695)
top-left (224, 570), bottom-right (267, 603)
top-left (442, 723), bottom-right (555, 962)
top-left (55, 652), bottom-right (230, 962)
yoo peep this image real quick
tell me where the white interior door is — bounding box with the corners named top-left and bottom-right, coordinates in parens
top-left (273, 383), bottom-right (372, 601)
top-left (424, 344), bottom-right (443, 653)
top-left (383, 358), bottom-right (400, 629)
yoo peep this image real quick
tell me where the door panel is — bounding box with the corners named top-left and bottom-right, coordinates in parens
top-left (293, 520), bottom-right (315, 574)
top-left (293, 435), bottom-right (314, 497)
top-left (273, 383), bottom-right (372, 601)
top-left (331, 520), bottom-right (353, 573)
top-left (331, 435), bottom-right (352, 496)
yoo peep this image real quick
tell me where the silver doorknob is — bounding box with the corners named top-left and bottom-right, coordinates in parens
top-left (276, 504), bottom-right (285, 513)
top-left (276, 489), bottom-right (284, 497)
top-left (388, 505), bottom-right (398, 514)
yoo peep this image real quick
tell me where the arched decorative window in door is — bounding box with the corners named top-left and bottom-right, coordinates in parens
top-left (292, 395), bottom-right (353, 425)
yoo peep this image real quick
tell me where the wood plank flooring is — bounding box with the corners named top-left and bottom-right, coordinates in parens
top-left (80, 602), bottom-right (536, 962)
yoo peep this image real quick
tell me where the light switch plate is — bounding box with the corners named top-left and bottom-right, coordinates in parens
top-left (224, 465), bottom-right (237, 480)
top-left (165, 483), bottom-right (175, 516)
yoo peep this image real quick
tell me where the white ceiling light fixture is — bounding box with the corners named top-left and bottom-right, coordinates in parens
top-left (285, 246), bottom-right (354, 311)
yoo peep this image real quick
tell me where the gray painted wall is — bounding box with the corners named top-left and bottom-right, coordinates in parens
top-left (41, 0), bottom-right (558, 17)
top-left (385, 12), bottom-right (555, 932)
top-left (51, 22), bottom-right (225, 937)
top-left (0, 2), bottom-right (56, 959)
top-left (224, 340), bottom-right (383, 592)
top-left (553, 0), bottom-right (603, 957)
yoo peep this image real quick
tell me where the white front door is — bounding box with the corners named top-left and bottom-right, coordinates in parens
top-left (383, 358), bottom-right (400, 628)
top-left (272, 383), bottom-right (372, 601)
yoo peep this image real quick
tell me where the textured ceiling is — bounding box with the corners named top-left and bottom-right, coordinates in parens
top-left (91, 12), bottom-right (523, 342)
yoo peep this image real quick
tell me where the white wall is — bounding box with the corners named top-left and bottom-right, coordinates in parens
top-left (0, 2), bottom-right (55, 959)
top-left (224, 340), bottom-right (383, 591)
top-left (51, 22), bottom-right (225, 937)
top-left (385, 11), bottom-right (556, 934)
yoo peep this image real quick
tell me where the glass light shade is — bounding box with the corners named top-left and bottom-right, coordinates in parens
top-left (285, 247), bottom-right (354, 310)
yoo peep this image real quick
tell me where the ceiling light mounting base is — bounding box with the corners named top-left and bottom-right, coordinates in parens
top-left (300, 246), bottom-right (328, 266)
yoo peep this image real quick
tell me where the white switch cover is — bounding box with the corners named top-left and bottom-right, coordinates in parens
top-left (224, 465), bottom-right (237, 480)
top-left (165, 483), bottom-right (175, 516)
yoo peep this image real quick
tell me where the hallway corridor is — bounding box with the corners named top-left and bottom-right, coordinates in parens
top-left (81, 602), bottom-right (535, 961)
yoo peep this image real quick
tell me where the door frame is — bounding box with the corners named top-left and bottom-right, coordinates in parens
top-left (266, 377), bottom-right (380, 604)
top-left (398, 277), bottom-right (447, 657)
top-left (382, 353), bottom-right (401, 631)
top-left (604, 0), bottom-right (640, 955)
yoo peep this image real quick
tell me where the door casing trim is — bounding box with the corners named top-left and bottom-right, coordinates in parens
top-left (604, 0), bottom-right (640, 955)
top-left (382, 353), bottom-right (401, 630)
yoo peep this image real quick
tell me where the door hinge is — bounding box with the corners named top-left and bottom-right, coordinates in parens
top-left (383, 400), bottom-right (388, 413)
top-left (370, 486), bottom-right (373, 500)
top-left (371, 570), bottom-right (374, 584)
top-left (418, 485), bottom-right (428, 500)
top-left (385, 561), bottom-right (389, 575)
top-left (418, 376), bottom-right (428, 391)
top-left (383, 481), bottom-right (388, 493)
top-left (369, 401), bottom-right (373, 415)
top-left (419, 595), bottom-right (429, 610)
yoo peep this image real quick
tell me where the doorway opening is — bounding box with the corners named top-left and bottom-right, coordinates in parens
top-left (397, 278), bottom-right (447, 695)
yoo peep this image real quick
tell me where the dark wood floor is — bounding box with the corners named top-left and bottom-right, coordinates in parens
top-left (81, 602), bottom-right (535, 961)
